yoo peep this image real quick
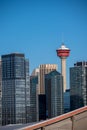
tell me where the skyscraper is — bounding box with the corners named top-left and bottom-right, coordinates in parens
top-left (70, 61), bottom-right (87, 111)
top-left (30, 65), bottom-right (57, 121)
top-left (45, 70), bottom-right (64, 118)
top-left (1, 53), bottom-right (30, 125)
top-left (31, 68), bottom-right (40, 121)
top-left (39, 64), bottom-right (57, 94)
top-left (30, 76), bottom-right (38, 122)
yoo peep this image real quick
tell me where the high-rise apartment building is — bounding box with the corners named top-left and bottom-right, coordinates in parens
top-left (1, 53), bottom-right (30, 125)
top-left (45, 70), bottom-right (64, 118)
top-left (70, 61), bottom-right (87, 111)
top-left (39, 64), bottom-right (57, 94)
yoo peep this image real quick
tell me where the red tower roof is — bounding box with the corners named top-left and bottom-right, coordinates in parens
top-left (56, 44), bottom-right (70, 57)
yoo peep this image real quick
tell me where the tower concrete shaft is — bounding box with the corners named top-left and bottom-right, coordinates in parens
top-left (61, 57), bottom-right (66, 92)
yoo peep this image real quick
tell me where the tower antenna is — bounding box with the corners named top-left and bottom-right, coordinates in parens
top-left (61, 32), bottom-right (64, 45)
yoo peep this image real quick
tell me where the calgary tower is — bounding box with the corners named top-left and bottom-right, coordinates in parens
top-left (56, 44), bottom-right (70, 92)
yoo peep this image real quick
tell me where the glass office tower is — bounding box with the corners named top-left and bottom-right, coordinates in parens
top-left (30, 76), bottom-right (38, 122)
top-left (1, 53), bottom-right (30, 125)
top-left (45, 70), bottom-right (64, 118)
top-left (70, 62), bottom-right (87, 111)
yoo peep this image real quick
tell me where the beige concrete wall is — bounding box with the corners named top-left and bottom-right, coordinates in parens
top-left (61, 57), bottom-right (66, 92)
top-left (39, 111), bottom-right (87, 130)
top-left (39, 64), bottom-right (57, 94)
top-left (22, 106), bottom-right (87, 130)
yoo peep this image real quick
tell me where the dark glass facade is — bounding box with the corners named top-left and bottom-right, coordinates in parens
top-left (38, 94), bottom-right (46, 121)
top-left (30, 76), bottom-right (38, 122)
top-left (64, 89), bottom-right (70, 113)
top-left (70, 62), bottom-right (87, 111)
top-left (1, 53), bottom-right (30, 125)
top-left (45, 70), bottom-right (64, 118)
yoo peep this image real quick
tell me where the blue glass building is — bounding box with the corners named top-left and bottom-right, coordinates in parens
top-left (70, 62), bottom-right (87, 111)
top-left (1, 53), bottom-right (30, 125)
top-left (45, 70), bottom-right (64, 118)
top-left (30, 76), bottom-right (38, 122)
top-left (64, 89), bottom-right (70, 113)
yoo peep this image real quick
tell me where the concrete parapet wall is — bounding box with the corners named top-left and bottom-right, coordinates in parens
top-left (20, 106), bottom-right (87, 130)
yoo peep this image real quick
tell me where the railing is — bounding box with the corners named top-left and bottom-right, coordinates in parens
top-left (20, 106), bottom-right (87, 130)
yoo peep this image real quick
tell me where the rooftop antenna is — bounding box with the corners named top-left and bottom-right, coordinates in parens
top-left (61, 32), bottom-right (65, 45)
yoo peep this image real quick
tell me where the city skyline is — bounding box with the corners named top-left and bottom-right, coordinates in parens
top-left (0, 0), bottom-right (87, 81)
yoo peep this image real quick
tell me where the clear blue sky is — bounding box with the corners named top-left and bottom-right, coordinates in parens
top-left (0, 0), bottom-right (87, 87)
